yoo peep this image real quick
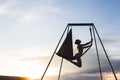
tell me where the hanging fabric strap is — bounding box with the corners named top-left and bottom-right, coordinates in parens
top-left (58, 27), bottom-right (72, 80)
top-left (90, 26), bottom-right (93, 40)
top-left (82, 26), bottom-right (93, 56)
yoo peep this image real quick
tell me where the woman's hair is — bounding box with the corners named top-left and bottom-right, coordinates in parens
top-left (75, 39), bottom-right (81, 44)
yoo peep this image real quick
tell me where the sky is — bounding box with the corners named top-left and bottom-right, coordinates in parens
top-left (0, 0), bottom-right (120, 80)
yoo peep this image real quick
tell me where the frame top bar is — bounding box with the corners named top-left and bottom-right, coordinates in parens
top-left (67, 23), bottom-right (94, 26)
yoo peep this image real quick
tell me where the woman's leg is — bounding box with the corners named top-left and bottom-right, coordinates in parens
top-left (74, 53), bottom-right (82, 67)
top-left (75, 53), bottom-right (82, 67)
top-left (76, 57), bottom-right (82, 67)
top-left (71, 53), bottom-right (82, 67)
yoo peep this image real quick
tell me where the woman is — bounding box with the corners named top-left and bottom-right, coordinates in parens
top-left (71, 39), bottom-right (93, 67)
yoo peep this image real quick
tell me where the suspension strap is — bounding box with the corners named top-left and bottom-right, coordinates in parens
top-left (82, 26), bottom-right (93, 56)
top-left (89, 26), bottom-right (93, 40)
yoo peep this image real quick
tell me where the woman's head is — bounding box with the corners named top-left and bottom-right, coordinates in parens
top-left (75, 39), bottom-right (81, 44)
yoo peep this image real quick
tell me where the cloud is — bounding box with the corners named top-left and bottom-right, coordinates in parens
top-left (0, 0), bottom-right (18, 15)
top-left (45, 72), bottom-right (100, 80)
top-left (0, 0), bottom-right (64, 23)
top-left (0, 4), bottom-right (9, 15)
top-left (39, 5), bottom-right (62, 14)
top-left (100, 38), bottom-right (120, 58)
top-left (58, 71), bottom-right (120, 80)
top-left (21, 11), bottom-right (38, 23)
top-left (62, 73), bottom-right (99, 80)
top-left (102, 38), bottom-right (120, 45)
top-left (19, 4), bottom-right (63, 23)
top-left (80, 52), bottom-right (120, 74)
top-left (0, 53), bottom-right (16, 62)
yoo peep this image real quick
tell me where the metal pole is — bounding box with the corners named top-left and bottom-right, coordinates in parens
top-left (68, 23), bottom-right (94, 26)
top-left (41, 25), bottom-right (69, 80)
top-left (93, 25), bottom-right (117, 80)
top-left (92, 26), bottom-right (103, 80)
top-left (58, 58), bottom-right (63, 80)
top-left (58, 26), bottom-right (71, 80)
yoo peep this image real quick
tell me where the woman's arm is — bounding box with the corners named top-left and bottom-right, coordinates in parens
top-left (83, 43), bottom-right (92, 48)
top-left (81, 39), bottom-right (93, 46)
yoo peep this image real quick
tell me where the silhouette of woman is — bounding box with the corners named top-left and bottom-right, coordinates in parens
top-left (71, 39), bottom-right (93, 67)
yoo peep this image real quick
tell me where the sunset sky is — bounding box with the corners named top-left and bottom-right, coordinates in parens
top-left (0, 0), bottom-right (120, 80)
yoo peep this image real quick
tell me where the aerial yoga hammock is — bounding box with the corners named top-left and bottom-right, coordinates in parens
top-left (56, 27), bottom-right (93, 67)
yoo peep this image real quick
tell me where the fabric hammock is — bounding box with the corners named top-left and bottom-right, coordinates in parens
top-left (56, 27), bottom-right (92, 67)
top-left (56, 29), bottom-right (73, 61)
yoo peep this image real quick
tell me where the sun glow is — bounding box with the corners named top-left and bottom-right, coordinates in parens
top-left (4, 60), bottom-right (58, 79)
top-left (16, 66), bottom-right (41, 78)
top-left (103, 72), bottom-right (120, 80)
top-left (8, 61), bottom-right (43, 79)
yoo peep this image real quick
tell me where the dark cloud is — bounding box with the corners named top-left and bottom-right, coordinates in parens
top-left (85, 36), bottom-right (120, 73)
top-left (103, 38), bottom-right (119, 43)
top-left (83, 58), bottom-right (120, 74)
top-left (63, 72), bottom-right (99, 80)
top-left (102, 38), bottom-right (120, 45)
top-left (110, 59), bottom-right (120, 71)
top-left (44, 72), bottom-right (99, 80)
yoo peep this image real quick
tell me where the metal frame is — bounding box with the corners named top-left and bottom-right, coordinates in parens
top-left (41, 23), bottom-right (117, 80)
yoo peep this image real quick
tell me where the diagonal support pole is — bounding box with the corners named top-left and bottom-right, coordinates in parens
top-left (92, 26), bottom-right (103, 80)
top-left (58, 26), bottom-right (71, 80)
top-left (41, 25), bottom-right (69, 80)
top-left (58, 58), bottom-right (63, 80)
top-left (93, 25), bottom-right (117, 80)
